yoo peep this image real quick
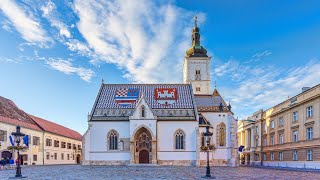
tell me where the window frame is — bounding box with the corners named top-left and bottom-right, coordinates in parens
top-left (175, 129), bottom-right (185, 150)
top-left (307, 149), bottom-right (313, 161)
top-left (307, 106), bottom-right (313, 118)
top-left (307, 127), bottom-right (313, 140)
top-left (293, 111), bottom-right (298, 122)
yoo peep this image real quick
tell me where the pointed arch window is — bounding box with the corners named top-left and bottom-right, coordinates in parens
top-left (141, 106), bottom-right (145, 118)
top-left (175, 130), bottom-right (185, 150)
top-left (108, 130), bottom-right (118, 150)
top-left (217, 123), bottom-right (226, 147)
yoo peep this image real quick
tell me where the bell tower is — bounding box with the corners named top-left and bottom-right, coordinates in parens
top-left (183, 16), bottom-right (211, 94)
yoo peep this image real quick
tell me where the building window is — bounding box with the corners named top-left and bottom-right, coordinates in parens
top-left (279, 133), bottom-right (284, 144)
top-left (108, 130), bottom-right (118, 150)
top-left (77, 145), bottom-right (81, 150)
top-left (54, 153), bottom-right (57, 160)
top-left (67, 154), bottom-right (70, 160)
top-left (256, 126), bottom-right (259, 133)
top-left (54, 140), bottom-right (59, 148)
top-left (46, 138), bottom-right (52, 146)
top-left (217, 123), bottom-right (226, 147)
top-left (61, 142), bottom-right (66, 148)
top-left (293, 150), bottom-right (298, 161)
top-left (307, 149), bottom-right (313, 161)
top-left (263, 153), bottom-right (266, 161)
top-left (263, 137), bottom-right (267, 146)
top-left (270, 152), bottom-right (274, 161)
top-left (73, 144), bottom-right (77, 150)
top-left (307, 127), bottom-right (313, 140)
top-left (141, 106), bottom-right (145, 118)
top-left (67, 143), bottom-right (72, 149)
top-left (46, 153), bottom-right (50, 160)
top-left (196, 86), bottom-right (201, 92)
top-left (307, 106), bottom-right (313, 118)
top-left (270, 135), bottom-right (274, 145)
top-left (255, 138), bottom-right (259, 147)
top-left (175, 130), bottom-right (185, 150)
top-left (263, 123), bottom-right (266, 133)
top-left (32, 136), bottom-right (40, 146)
top-left (279, 117), bottom-right (283, 127)
top-left (279, 152), bottom-right (283, 161)
top-left (195, 69), bottom-right (201, 80)
top-left (33, 155), bottom-right (37, 161)
top-left (293, 111), bottom-right (298, 122)
top-left (0, 130), bottom-right (7, 141)
top-left (270, 120), bottom-right (275, 129)
top-left (61, 153), bottom-right (64, 160)
top-left (293, 130), bottom-right (298, 142)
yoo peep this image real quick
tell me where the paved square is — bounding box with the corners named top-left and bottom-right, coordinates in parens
top-left (1, 165), bottom-right (320, 180)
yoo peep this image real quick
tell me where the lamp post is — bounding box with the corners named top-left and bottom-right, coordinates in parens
top-left (11, 126), bottom-right (27, 178)
top-left (202, 125), bottom-right (214, 179)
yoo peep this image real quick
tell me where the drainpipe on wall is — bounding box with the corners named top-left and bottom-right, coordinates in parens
top-left (42, 131), bottom-right (45, 165)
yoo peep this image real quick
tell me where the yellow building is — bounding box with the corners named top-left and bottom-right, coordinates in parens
top-left (238, 84), bottom-right (320, 169)
top-left (0, 96), bottom-right (82, 165)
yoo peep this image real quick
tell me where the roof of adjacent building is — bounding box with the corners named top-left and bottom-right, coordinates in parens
top-left (194, 89), bottom-right (231, 113)
top-left (30, 115), bottom-right (82, 141)
top-left (90, 84), bottom-right (197, 120)
top-left (0, 96), bottom-right (82, 141)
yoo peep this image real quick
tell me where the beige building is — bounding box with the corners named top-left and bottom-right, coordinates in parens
top-left (238, 84), bottom-right (320, 169)
top-left (0, 96), bottom-right (82, 165)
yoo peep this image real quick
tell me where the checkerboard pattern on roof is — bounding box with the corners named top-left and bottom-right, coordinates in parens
top-left (96, 84), bottom-right (194, 109)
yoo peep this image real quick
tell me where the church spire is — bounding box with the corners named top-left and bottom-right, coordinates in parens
top-left (186, 16), bottom-right (208, 57)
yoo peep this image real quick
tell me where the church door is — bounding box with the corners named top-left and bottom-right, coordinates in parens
top-left (139, 150), bottom-right (149, 164)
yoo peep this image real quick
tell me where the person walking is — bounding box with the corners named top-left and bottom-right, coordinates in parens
top-left (0, 158), bottom-right (5, 170)
top-left (9, 158), bottom-right (14, 169)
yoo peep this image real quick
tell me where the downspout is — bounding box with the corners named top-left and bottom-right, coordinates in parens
top-left (42, 131), bottom-right (45, 165)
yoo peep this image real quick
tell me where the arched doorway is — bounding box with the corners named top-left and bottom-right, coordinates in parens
top-left (134, 127), bottom-right (152, 164)
top-left (1, 151), bottom-right (12, 160)
top-left (76, 154), bottom-right (81, 164)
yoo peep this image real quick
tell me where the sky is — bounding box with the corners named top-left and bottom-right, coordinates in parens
top-left (0, 0), bottom-right (320, 134)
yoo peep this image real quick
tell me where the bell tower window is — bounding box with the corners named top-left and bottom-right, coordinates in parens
top-left (196, 86), bottom-right (201, 92)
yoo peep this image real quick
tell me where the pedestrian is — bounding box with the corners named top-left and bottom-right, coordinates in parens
top-left (9, 158), bottom-right (14, 169)
top-left (6, 157), bottom-right (10, 169)
top-left (0, 158), bottom-right (5, 170)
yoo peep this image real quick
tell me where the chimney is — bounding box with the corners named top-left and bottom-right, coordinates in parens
top-left (302, 87), bottom-right (311, 93)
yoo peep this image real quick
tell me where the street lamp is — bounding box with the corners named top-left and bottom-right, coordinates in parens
top-left (202, 125), bottom-right (214, 179)
top-left (11, 126), bottom-right (27, 178)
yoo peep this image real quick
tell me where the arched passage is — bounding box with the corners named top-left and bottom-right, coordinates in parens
top-left (134, 127), bottom-right (152, 164)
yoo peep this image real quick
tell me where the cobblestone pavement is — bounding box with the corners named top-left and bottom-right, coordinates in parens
top-left (1, 165), bottom-right (320, 180)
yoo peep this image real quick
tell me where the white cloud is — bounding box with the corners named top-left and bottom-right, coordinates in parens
top-left (46, 58), bottom-right (95, 82)
top-left (0, 0), bottom-right (51, 45)
top-left (73, 0), bottom-right (199, 83)
top-left (40, 0), bottom-right (71, 38)
top-left (218, 58), bottom-right (320, 119)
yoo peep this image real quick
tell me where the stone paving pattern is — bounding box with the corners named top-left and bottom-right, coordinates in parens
top-left (1, 165), bottom-right (320, 180)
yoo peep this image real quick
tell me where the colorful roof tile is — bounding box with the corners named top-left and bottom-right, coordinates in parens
top-left (194, 89), bottom-right (230, 112)
top-left (91, 84), bottom-right (196, 119)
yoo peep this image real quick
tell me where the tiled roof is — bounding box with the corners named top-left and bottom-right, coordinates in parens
top-left (195, 89), bottom-right (230, 112)
top-left (97, 84), bottom-right (194, 109)
top-left (0, 116), bottom-right (42, 131)
top-left (91, 84), bottom-right (196, 118)
top-left (0, 96), bottom-right (37, 125)
top-left (30, 115), bottom-right (82, 141)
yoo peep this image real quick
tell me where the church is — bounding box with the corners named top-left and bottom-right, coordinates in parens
top-left (82, 17), bottom-right (238, 166)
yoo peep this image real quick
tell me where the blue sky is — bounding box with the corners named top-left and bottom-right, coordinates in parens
top-left (0, 0), bottom-right (319, 134)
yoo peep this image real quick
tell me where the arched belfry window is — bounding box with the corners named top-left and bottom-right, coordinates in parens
top-left (217, 123), bottom-right (226, 147)
top-left (175, 130), bottom-right (185, 150)
top-left (108, 130), bottom-right (118, 150)
top-left (195, 66), bottom-right (201, 80)
top-left (141, 106), bottom-right (145, 118)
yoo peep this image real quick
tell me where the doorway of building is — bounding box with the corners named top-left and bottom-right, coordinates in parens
top-left (134, 127), bottom-right (152, 164)
top-left (76, 154), bottom-right (81, 164)
top-left (1, 151), bottom-right (12, 160)
top-left (139, 150), bottom-right (149, 164)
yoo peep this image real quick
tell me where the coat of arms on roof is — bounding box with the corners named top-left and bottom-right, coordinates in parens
top-left (154, 88), bottom-right (177, 105)
top-left (115, 88), bottom-right (139, 106)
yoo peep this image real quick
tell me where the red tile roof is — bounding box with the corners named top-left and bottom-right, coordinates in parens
top-left (0, 96), bottom-right (82, 141)
top-left (0, 115), bottom-right (42, 131)
top-left (29, 115), bottom-right (82, 141)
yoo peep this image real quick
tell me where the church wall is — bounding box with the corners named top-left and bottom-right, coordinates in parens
top-left (157, 121), bottom-right (198, 165)
top-left (88, 121), bottom-right (130, 162)
top-left (200, 112), bottom-right (238, 166)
